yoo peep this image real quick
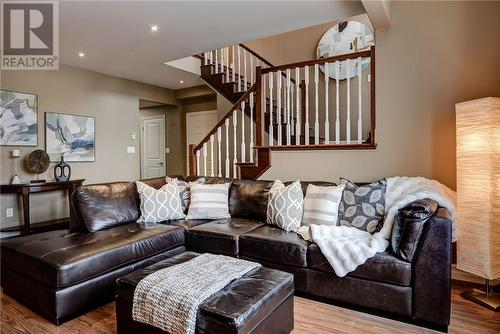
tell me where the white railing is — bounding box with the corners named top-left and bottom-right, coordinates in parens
top-left (191, 47), bottom-right (375, 177)
top-left (202, 44), bottom-right (272, 93)
top-left (190, 85), bottom-right (257, 178)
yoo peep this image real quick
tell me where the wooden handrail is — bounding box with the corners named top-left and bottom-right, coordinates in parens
top-left (239, 44), bottom-right (274, 68)
top-left (194, 84), bottom-right (256, 152)
top-left (261, 49), bottom-right (372, 74)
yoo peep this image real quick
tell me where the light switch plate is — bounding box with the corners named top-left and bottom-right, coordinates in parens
top-left (127, 146), bottom-right (136, 154)
top-left (131, 132), bottom-right (136, 140)
top-left (165, 147), bottom-right (170, 154)
top-left (6, 208), bottom-right (13, 218)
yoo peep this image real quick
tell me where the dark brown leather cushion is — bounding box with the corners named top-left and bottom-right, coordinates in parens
top-left (73, 182), bottom-right (140, 232)
top-left (307, 244), bottom-right (412, 286)
top-left (391, 199), bottom-right (438, 262)
top-left (239, 225), bottom-right (310, 267)
top-left (187, 218), bottom-right (264, 255)
top-left (1, 223), bottom-right (184, 288)
top-left (116, 252), bottom-right (294, 333)
top-left (167, 219), bottom-right (213, 230)
top-left (229, 179), bottom-right (273, 221)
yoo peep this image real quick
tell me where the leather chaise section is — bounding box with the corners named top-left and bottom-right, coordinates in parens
top-left (307, 244), bottom-right (412, 286)
top-left (240, 225), bottom-right (310, 267)
top-left (1, 223), bottom-right (185, 288)
top-left (187, 218), bottom-right (264, 255)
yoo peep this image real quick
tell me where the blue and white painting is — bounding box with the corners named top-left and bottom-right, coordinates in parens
top-left (0, 90), bottom-right (38, 146)
top-left (45, 112), bottom-right (95, 162)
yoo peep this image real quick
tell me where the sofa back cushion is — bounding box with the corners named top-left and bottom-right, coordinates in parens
top-left (229, 179), bottom-right (273, 221)
top-left (391, 198), bottom-right (438, 262)
top-left (73, 182), bottom-right (140, 232)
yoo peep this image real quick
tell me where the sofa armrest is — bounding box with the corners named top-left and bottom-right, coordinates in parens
top-left (412, 207), bottom-right (452, 327)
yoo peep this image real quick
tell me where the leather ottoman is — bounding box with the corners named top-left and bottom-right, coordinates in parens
top-left (115, 252), bottom-right (294, 334)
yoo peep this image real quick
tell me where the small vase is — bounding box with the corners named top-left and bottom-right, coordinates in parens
top-left (54, 155), bottom-right (71, 182)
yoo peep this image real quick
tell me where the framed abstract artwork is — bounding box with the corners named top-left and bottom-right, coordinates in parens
top-left (45, 112), bottom-right (95, 162)
top-left (0, 89), bottom-right (38, 146)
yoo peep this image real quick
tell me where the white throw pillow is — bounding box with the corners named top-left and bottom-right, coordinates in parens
top-left (302, 183), bottom-right (345, 226)
top-left (185, 183), bottom-right (231, 220)
top-left (136, 180), bottom-right (185, 223)
top-left (165, 176), bottom-right (205, 213)
top-left (267, 180), bottom-right (303, 232)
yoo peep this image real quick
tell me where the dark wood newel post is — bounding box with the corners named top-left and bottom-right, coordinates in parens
top-left (255, 66), bottom-right (264, 147)
top-left (300, 79), bottom-right (306, 145)
top-left (188, 144), bottom-right (197, 176)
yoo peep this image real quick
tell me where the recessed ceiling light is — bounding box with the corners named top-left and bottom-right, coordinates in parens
top-left (179, 80), bottom-right (184, 84)
top-left (150, 25), bottom-right (159, 32)
top-left (77, 51), bottom-right (85, 58)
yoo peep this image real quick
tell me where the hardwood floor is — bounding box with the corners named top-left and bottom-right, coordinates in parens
top-left (1, 284), bottom-right (499, 334)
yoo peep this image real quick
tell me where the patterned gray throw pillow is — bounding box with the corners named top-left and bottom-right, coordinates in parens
top-left (136, 180), bottom-right (185, 223)
top-left (337, 178), bottom-right (387, 234)
top-left (266, 180), bottom-right (304, 232)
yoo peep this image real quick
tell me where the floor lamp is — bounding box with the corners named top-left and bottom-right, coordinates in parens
top-left (456, 97), bottom-right (499, 310)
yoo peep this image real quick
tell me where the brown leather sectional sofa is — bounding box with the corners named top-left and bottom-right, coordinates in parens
top-left (0, 176), bottom-right (452, 331)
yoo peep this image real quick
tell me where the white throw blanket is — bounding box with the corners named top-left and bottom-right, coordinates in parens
top-left (132, 254), bottom-right (260, 334)
top-left (297, 176), bottom-right (456, 277)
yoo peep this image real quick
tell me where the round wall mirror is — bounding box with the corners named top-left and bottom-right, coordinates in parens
top-left (316, 21), bottom-right (374, 80)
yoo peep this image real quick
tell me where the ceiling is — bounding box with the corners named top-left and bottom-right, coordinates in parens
top-left (59, 1), bottom-right (365, 90)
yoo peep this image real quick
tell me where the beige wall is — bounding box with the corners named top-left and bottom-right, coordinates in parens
top-left (0, 65), bottom-right (177, 228)
top-left (248, 1), bottom-right (500, 190)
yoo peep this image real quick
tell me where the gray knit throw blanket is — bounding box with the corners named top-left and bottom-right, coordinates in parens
top-left (132, 254), bottom-right (261, 334)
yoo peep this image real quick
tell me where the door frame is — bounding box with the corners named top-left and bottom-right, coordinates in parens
top-left (185, 110), bottom-right (218, 175)
top-left (140, 114), bottom-right (166, 179)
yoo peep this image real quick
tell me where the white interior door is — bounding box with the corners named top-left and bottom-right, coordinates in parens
top-left (141, 115), bottom-right (166, 178)
top-left (186, 110), bottom-right (218, 175)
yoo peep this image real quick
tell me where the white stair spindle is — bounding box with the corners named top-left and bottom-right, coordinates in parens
top-left (237, 45), bottom-right (241, 91)
top-left (335, 61), bottom-right (340, 144)
top-left (226, 48), bottom-right (230, 82)
top-left (209, 50), bottom-right (213, 65)
top-left (277, 71), bottom-right (282, 146)
top-left (286, 69), bottom-right (291, 145)
top-left (305, 66), bottom-right (310, 145)
top-left (357, 57), bottom-right (362, 144)
top-left (250, 56), bottom-right (254, 85)
top-left (249, 93), bottom-right (255, 161)
top-left (346, 59), bottom-right (351, 144)
top-left (233, 111), bottom-right (237, 177)
top-left (324, 62), bottom-right (330, 144)
top-left (196, 150), bottom-right (200, 176)
top-left (202, 143), bottom-right (207, 176)
top-left (215, 49), bottom-right (218, 73)
top-left (204, 52), bottom-right (208, 65)
top-left (232, 46), bottom-right (235, 82)
top-left (291, 84), bottom-right (295, 136)
top-left (241, 101), bottom-right (246, 163)
top-left (220, 48), bottom-right (224, 75)
top-left (243, 49), bottom-right (247, 90)
top-left (268, 73), bottom-right (274, 146)
top-left (210, 135), bottom-right (214, 177)
top-left (314, 64), bottom-right (319, 145)
top-left (295, 67), bottom-right (301, 145)
top-left (225, 119), bottom-right (230, 177)
top-left (217, 127), bottom-right (222, 177)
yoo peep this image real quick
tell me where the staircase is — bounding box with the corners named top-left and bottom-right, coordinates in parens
top-left (189, 44), bottom-right (376, 179)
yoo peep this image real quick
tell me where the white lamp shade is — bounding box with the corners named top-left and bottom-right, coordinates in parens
top-left (456, 97), bottom-right (500, 280)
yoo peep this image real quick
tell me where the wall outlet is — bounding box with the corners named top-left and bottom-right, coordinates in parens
top-left (165, 147), bottom-right (170, 154)
top-left (127, 146), bottom-right (136, 154)
top-left (6, 208), bottom-right (13, 218)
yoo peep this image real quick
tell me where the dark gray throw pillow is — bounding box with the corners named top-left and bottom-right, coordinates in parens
top-left (337, 178), bottom-right (387, 233)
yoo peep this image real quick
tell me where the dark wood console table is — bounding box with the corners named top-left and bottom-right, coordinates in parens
top-left (0, 179), bottom-right (85, 233)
